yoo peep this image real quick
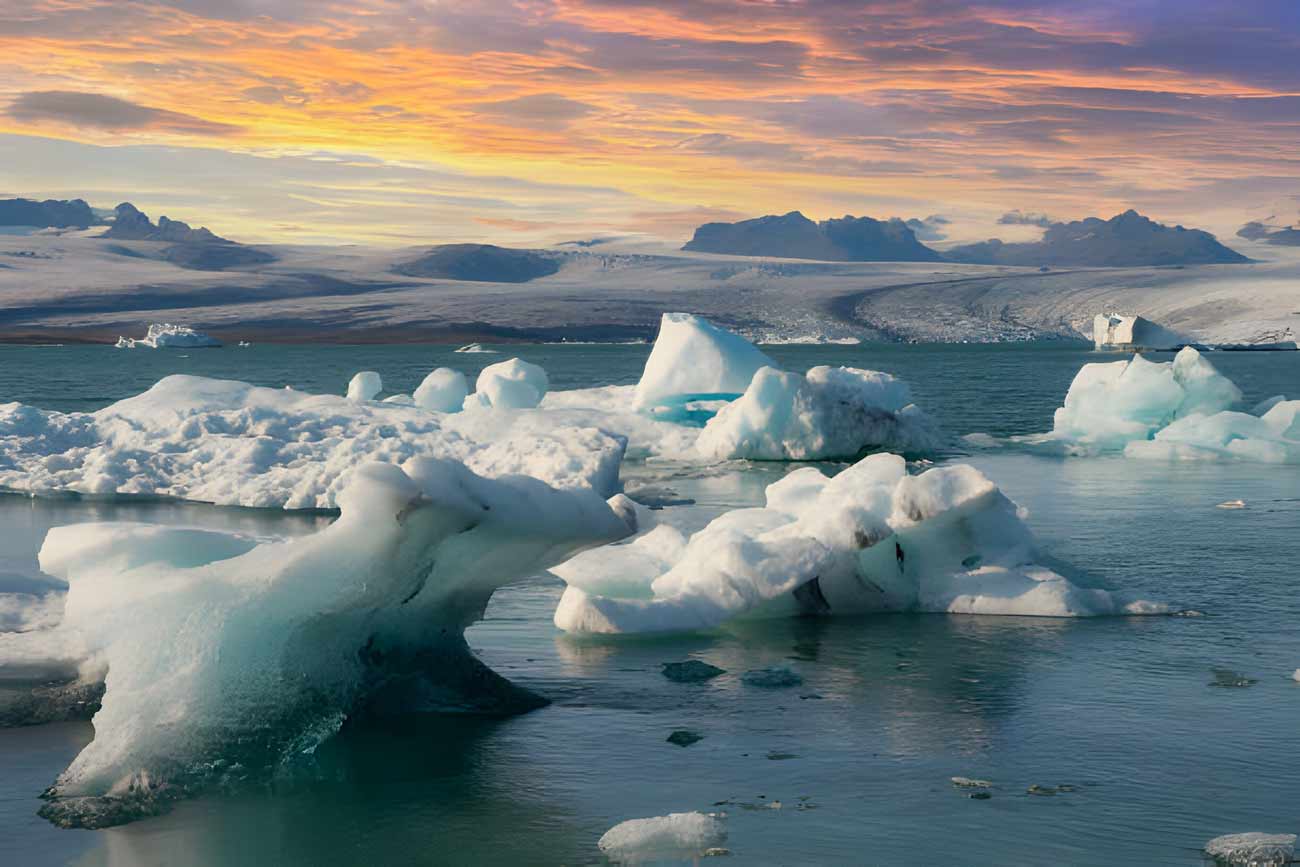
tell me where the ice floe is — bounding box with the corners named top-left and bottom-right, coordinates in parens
top-left (114, 323), bottom-right (221, 349)
top-left (8, 460), bottom-right (631, 827)
top-left (598, 811), bottom-right (727, 860)
top-left (346, 370), bottom-right (382, 402)
top-left (413, 367), bottom-right (468, 412)
top-left (0, 374), bottom-right (625, 506)
top-left (552, 453), bottom-right (1165, 634)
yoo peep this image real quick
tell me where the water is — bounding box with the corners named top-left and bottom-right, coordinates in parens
top-left (1, 343), bottom-right (1298, 865)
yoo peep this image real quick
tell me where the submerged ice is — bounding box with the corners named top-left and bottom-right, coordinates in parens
top-left (10, 460), bottom-right (631, 827)
top-left (552, 454), bottom-right (1165, 634)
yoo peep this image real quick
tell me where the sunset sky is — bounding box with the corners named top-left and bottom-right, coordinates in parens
top-left (2, 0), bottom-right (1298, 245)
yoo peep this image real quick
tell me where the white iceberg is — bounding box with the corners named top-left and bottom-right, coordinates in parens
top-left (114, 324), bottom-right (221, 349)
top-left (696, 365), bottom-right (939, 460)
top-left (0, 374), bottom-right (625, 506)
top-left (634, 312), bottom-right (776, 410)
top-left (1040, 347), bottom-right (1299, 462)
top-left (453, 343), bottom-right (495, 353)
top-left (598, 811), bottom-right (726, 860)
top-left (553, 454), bottom-right (1165, 634)
top-left (10, 460), bottom-right (631, 827)
top-left (413, 367), bottom-right (468, 412)
top-left (1092, 313), bottom-right (1185, 351)
top-left (346, 370), bottom-right (382, 402)
top-left (1203, 832), bottom-right (1295, 867)
top-left (464, 358), bottom-right (549, 410)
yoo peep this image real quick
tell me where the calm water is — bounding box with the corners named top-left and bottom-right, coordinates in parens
top-left (1, 343), bottom-right (1298, 866)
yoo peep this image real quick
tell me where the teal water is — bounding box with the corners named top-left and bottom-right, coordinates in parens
top-left (1, 343), bottom-right (1298, 866)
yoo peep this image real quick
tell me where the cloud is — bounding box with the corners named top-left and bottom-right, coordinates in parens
top-left (906, 214), bottom-right (950, 240)
top-left (471, 94), bottom-right (597, 130)
top-left (998, 209), bottom-right (1055, 227)
top-left (8, 91), bottom-right (240, 136)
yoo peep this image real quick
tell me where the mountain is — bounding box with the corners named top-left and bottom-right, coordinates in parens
top-left (102, 202), bottom-right (227, 243)
top-left (0, 198), bottom-right (99, 229)
top-left (1237, 221), bottom-right (1300, 246)
top-left (683, 211), bottom-right (942, 262)
top-left (392, 244), bottom-right (562, 283)
top-left (945, 210), bottom-right (1249, 266)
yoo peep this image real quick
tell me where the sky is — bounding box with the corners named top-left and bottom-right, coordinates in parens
top-left (1, 0), bottom-right (1298, 246)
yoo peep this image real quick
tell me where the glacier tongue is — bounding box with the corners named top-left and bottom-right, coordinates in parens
top-left (19, 459), bottom-right (631, 828)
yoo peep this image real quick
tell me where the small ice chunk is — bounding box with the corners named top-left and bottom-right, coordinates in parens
top-left (346, 371), bottom-right (382, 402)
top-left (1203, 832), bottom-right (1295, 866)
top-left (1292, 669), bottom-right (1299, 682)
top-left (661, 660), bottom-right (725, 683)
top-left (951, 777), bottom-right (992, 789)
top-left (454, 343), bottom-right (495, 353)
top-left (115, 324), bottom-right (221, 349)
top-left (634, 313), bottom-right (776, 409)
top-left (413, 367), bottom-right (468, 412)
top-left (598, 811), bottom-right (726, 859)
top-left (1216, 500), bottom-right (1246, 510)
top-left (741, 667), bottom-right (802, 689)
top-left (465, 358), bottom-right (548, 410)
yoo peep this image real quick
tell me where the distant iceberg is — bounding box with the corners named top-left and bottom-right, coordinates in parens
top-left (453, 343), bottom-right (496, 353)
top-left (114, 323), bottom-right (221, 349)
top-left (1092, 313), bottom-right (1184, 351)
top-left (1042, 347), bottom-right (1299, 462)
top-left (11, 460), bottom-right (631, 827)
top-left (553, 453), bottom-right (1165, 634)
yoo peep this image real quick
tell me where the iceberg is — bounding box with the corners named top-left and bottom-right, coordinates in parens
top-left (0, 374), bottom-right (625, 506)
top-left (114, 323), bottom-right (221, 349)
top-left (634, 312), bottom-right (776, 409)
top-left (8, 460), bottom-right (632, 827)
top-left (464, 358), bottom-right (549, 410)
top-left (598, 811), bottom-right (726, 860)
top-left (346, 370), bottom-right (382, 402)
top-left (1092, 313), bottom-right (1185, 351)
top-left (696, 365), bottom-right (939, 460)
top-left (1038, 347), bottom-right (1300, 462)
top-left (553, 454), bottom-right (1165, 634)
top-left (453, 343), bottom-right (495, 353)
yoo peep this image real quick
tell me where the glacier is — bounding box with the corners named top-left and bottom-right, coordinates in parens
top-left (552, 453), bottom-right (1165, 635)
top-left (7, 460), bottom-right (631, 828)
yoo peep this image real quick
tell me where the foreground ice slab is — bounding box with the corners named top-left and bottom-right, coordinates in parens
top-left (115, 323), bottom-right (221, 349)
top-left (4, 460), bottom-right (631, 827)
top-left (634, 312), bottom-right (776, 409)
top-left (697, 365), bottom-right (939, 460)
top-left (0, 374), bottom-right (625, 506)
top-left (1039, 347), bottom-right (1299, 462)
top-left (553, 454), bottom-right (1164, 634)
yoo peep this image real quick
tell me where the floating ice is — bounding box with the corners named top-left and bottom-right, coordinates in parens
top-left (8, 459), bottom-right (631, 827)
top-left (553, 454), bottom-right (1165, 634)
top-left (634, 313), bottom-right (776, 410)
top-left (598, 811), bottom-right (726, 860)
top-left (696, 365), bottom-right (940, 460)
top-left (1092, 313), bottom-right (1184, 351)
top-left (346, 371), bottom-right (382, 402)
top-left (454, 343), bottom-right (495, 353)
top-left (413, 367), bottom-right (468, 412)
top-left (114, 324), bottom-right (221, 349)
top-left (1203, 832), bottom-right (1296, 867)
top-left (0, 374), bottom-right (625, 506)
top-left (465, 358), bottom-right (549, 410)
